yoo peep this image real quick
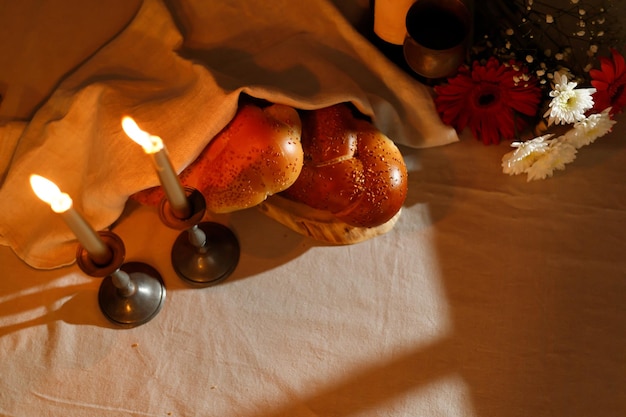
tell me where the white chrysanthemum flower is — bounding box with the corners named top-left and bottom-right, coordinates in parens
top-left (561, 107), bottom-right (616, 148)
top-left (526, 140), bottom-right (578, 181)
top-left (543, 72), bottom-right (596, 125)
top-left (502, 134), bottom-right (553, 175)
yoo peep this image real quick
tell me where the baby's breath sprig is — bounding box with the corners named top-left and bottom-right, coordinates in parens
top-left (473, 0), bottom-right (624, 91)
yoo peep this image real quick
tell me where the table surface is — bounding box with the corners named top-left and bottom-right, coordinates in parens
top-left (2, 1), bottom-right (626, 417)
top-left (3, 127), bottom-right (626, 416)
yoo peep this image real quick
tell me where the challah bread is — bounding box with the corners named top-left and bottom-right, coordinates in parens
top-left (279, 104), bottom-right (407, 228)
top-left (131, 102), bottom-right (408, 244)
top-left (131, 103), bottom-right (303, 213)
top-left (261, 103), bottom-right (408, 243)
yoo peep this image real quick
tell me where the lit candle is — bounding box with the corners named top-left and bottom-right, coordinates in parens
top-left (30, 174), bottom-right (112, 265)
top-left (121, 116), bottom-right (191, 219)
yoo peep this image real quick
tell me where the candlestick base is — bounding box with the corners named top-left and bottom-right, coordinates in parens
top-left (98, 262), bottom-right (166, 328)
top-left (77, 231), bottom-right (166, 328)
top-left (159, 187), bottom-right (240, 287)
top-left (171, 221), bottom-right (240, 287)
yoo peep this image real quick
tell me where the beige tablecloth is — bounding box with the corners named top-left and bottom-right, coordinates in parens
top-left (2, 126), bottom-right (626, 416)
top-left (1, 1), bottom-right (626, 417)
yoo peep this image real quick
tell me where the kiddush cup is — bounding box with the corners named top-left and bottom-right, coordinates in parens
top-left (403, 0), bottom-right (471, 79)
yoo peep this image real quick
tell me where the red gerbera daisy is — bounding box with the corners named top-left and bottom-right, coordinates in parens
top-left (589, 48), bottom-right (626, 116)
top-left (434, 57), bottom-right (542, 145)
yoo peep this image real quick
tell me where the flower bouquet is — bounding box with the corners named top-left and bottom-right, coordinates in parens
top-left (432, 0), bottom-right (626, 180)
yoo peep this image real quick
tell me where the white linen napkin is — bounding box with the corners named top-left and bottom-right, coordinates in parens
top-left (0, 0), bottom-right (458, 269)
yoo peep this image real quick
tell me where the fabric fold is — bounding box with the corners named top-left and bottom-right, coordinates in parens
top-left (0, 0), bottom-right (457, 268)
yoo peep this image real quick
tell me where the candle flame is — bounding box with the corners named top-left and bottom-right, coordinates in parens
top-left (30, 174), bottom-right (73, 213)
top-left (122, 116), bottom-right (163, 153)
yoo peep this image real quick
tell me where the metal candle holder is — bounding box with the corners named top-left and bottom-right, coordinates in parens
top-left (76, 231), bottom-right (166, 328)
top-left (158, 187), bottom-right (240, 287)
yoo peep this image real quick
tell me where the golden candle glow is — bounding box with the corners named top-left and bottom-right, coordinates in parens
top-left (121, 117), bottom-right (164, 153)
top-left (30, 174), bottom-right (112, 265)
top-left (30, 174), bottom-right (73, 213)
top-left (121, 116), bottom-right (191, 219)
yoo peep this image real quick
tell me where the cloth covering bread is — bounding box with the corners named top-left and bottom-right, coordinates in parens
top-left (0, 0), bottom-right (458, 269)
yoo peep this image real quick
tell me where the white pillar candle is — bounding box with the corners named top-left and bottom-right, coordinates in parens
top-left (373, 0), bottom-right (415, 45)
top-left (30, 174), bottom-right (112, 265)
top-left (122, 117), bottom-right (191, 219)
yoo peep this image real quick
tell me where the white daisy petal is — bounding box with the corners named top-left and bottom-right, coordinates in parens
top-left (544, 72), bottom-right (596, 125)
top-left (568, 107), bottom-right (616, 147)
top-left (525, 140), bottom-right (577, 181)
top-left (502, 135), bottom-right (553, 175)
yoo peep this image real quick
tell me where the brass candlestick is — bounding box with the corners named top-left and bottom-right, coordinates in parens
top-left (158, 187), bottom-right (240, 287)
top-left (76, 231), bottom-right (166, 328)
